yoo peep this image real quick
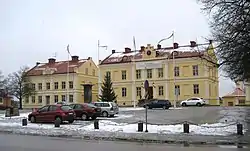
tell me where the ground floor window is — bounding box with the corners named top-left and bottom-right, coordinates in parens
top-left (122, 88), bottom-right (127, 97)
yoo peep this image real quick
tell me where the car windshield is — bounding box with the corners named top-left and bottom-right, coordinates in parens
top-left (60, 105), bottom-right (72, 111)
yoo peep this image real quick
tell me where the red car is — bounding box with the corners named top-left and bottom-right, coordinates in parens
top-left (28, 104), bottom-right (75, 124)
top-left (69, 103), bottom-right (101, 120)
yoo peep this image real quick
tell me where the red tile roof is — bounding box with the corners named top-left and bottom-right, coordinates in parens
top-left (26, 59), bottom-right (87, 76)
top-left (100, 44), bottom-right (210, 65)
top-left (223, 88), bottom-right (245, 97)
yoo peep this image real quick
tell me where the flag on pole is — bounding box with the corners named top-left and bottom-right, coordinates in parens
top-left (158, 32), bottom-right (174, 45)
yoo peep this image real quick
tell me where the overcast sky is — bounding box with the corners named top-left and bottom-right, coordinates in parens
top-left (0, 0), bottom-right (235, 96)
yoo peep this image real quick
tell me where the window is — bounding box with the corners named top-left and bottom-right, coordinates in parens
top-left (31, 83), bottom-right (35, 90)
top-left (158, 86), bottom-right (164, 96)
top-left (62, 82), bottom-right (66, 89)
top-left (122, 70), bottom-right (126, 80)
top-left (54, 95), bottom-right (58, 103)
top-left (158, 68), bottom-right (163, 78)
top-left (239, 100), bottom-right (245, 104)
top-left (0, 97), bottom-right (3, 103)
top-left (122, 88), bottom-right (127, 97)
top-left (175, 85), bottom-right (180, 96)
top-left (61, 105), bottom-right (73, 111)
top-left (48, 105), bottom-right (57, 111)
top-left (61, 95), bottom-right (66, 101)
top-left (69, 95), bottom-right (73, 102)
top-left (106, 71), bottom-right (111, 78)
top-left (103, 103), bottom-right (110, 107)
top-left (38, 83), bottom-right (42, 90)
top-left (54, 82), bottom-right (58, 89)
top-left (74, 104), bottom-right (82, 109)
top-left (174, 66), bottom-right (179, 76)
top-left (136, 87), bottom-right (141, 97)
top-left (46, 83), bottom-right (50, 90)
top-left (25, 97), bottom-right (29, 103)
top-left (39, 106), bottom-right (49, 112)
top-left (147, 69), bottom-right (152, 78)
top-left (193, 84), bottom-right (199, 94)
top-left (85, 68), bottom-right (88, 75)
top-left (46, 96), bottom-right (50, 105)
top-left (193, 65), bottom-right (199, 76)
top-left (31, 96), bottom-right (35, 103)
top-left (92, 69), bottom-right (95, 76)
top-left (38, 96), bottom-right (42, 103)
top-left (69, 81), bottom-right (73, 89)
top-left (136, 70), bottom-right (141, 79)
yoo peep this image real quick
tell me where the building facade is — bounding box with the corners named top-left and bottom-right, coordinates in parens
top-left (99, 41), bottom-right (219, 106)
top-left (23, 56), bottom-right (98, 109)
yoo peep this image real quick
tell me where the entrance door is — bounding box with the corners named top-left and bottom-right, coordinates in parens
top-left (148, 87), bottom-right (153, 99)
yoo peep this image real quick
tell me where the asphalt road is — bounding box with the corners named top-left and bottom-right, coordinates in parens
top-left (0, 133), bottom-right (249, 151)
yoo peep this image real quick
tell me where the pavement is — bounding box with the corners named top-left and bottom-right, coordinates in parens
top-left (0, 133), bottom-right (249, 151)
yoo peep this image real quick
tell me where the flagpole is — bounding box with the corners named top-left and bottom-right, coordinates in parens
top-left (67, 45), bottom-right (70, 104)
top-left (98, 40), bottom-right (101, 98)
top-left (132, 36), bottom-right (137, 108)
top-left (172, 31), bottom-right (176, 108)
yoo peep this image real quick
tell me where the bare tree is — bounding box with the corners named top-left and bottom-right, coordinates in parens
top-left (7, 66), bottom-right (35, 109)
top-left (197, 0), bottom-right (250, 81)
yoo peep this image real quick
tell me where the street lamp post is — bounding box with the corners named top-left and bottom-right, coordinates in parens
top-left (97, 40), bottom-right (108, 98)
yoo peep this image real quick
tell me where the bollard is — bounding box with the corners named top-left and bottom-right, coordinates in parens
top-left (138, 122), bottom-right (143, 132)
top-left (94, 120), bottom-right (99, 129)
top-left (237, 124), bottom-right (243, 135)
top-left (22, 118), bottom-right (27, 126)
top-left (54, 119), bottom-right (60, 128)
top-left (183, 122), bottom-right (189, 133)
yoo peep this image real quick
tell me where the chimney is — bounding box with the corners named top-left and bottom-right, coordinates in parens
top-left (48, 58), bottom-right (56, 64)
top-left (140, 46), bottom-right (145, 52)
top-left (124, 47), bottom-right (131, 53)
top-left (71, 56), bottom-right (79, 62)
top-left (209, 40), bottom-right (213, 44)
top-left (112, 50), bottom-right (116, 54)
top-left (157, 44), bottom-right (161, 49)
top-left (36, 62), bottom-right (40, 66)
top-left (190, 41), bottom-right (197, 47)
top-left (173, 43), bottom-right (179, 49)
top-left (87, 57), bottom-right (92, 60)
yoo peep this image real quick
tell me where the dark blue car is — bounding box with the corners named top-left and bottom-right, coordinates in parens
top-left (143, 99), bottom-right (172, 109)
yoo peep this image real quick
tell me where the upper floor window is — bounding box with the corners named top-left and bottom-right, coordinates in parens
top-left (136, 87), bottom-right (141, 97)
top-left (69, 95), bottom-right (74, 102)
top-left (54, 82), bottom-right (58, 89)
top-left (46, 83), bottom-right (50, 90)
top-left (38, 83), bottom-right (42, 90)
top-left (158, 86), bottom-right (164, 96)
top-left (175, 85), bottom-right (180, 96)
top-left (31, 96), bottom-right (35, 103)
top-left (61, 95), bottom-right (66, 101)
top-left (158, 68), bottom-right (163, 78)
top-left (31, 83), bottom-right (35, 90)
top-left (122, 70), bottom-right (126, 80)
top-left (193, 65), bottom-right (199, 76)
top-left (122, 87), bottom-right (127, 97)
top-left (38, 96), bottom-right (42, 103)
top-left (106, 71), bottom-right (111, 78)
top-left (136, 70), bottom-right (141, 79)
top-left (174, 66), bottom-right (179, 77)
top-left (25, 97), bottom-right (29, 103)
top-left (62, 82), bottom-right (66, 89)
top-left (92, 69), bottom-right (95, 76)
top-left (193, 84), bottom-right (199, 94)
top-left (147, 69), bottom-right (152, 79)
top-left (69, 81), bottom-right (73, 89)
top-left (85, 68), bottom-right (88, 75)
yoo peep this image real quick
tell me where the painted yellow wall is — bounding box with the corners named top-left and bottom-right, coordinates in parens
top-left (23, 59), bottom-right (98, 109)
top-left (221, 96), bottom-right (246, 106)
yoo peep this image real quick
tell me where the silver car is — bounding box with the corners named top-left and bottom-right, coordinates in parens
top-left (92, 102), bottom-right (119, 117)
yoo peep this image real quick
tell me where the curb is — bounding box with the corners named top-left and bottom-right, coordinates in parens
top-left (0, 129), bottom-right (249, 146)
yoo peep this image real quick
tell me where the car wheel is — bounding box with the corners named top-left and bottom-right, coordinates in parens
top-left (102, 111), bottom-right (108, 117)
top-left (182, 103), bottom-right (187, 107)
top-left (55, 117), bottom-right (62, 124)
top-left (68, 119), bottom-right (74, 124)
top-left (30, 116), bottom-right (36, 123)
top-left (81, 113), bottom-right (88, 120)
top-left (196, 102), bottom-right (202, 107)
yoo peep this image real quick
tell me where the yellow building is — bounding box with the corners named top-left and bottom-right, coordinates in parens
top-left (99, 41), bottom-right (219, 106)
top-left (221, 81), bottom-right (250, 106)
top-left (24, 56), bottom-right (98, 109)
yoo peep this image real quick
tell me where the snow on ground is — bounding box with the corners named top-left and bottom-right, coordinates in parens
top-left (0, 119), bottom-right (244, 136)
top-left (119, 107), bottom-right (145, 111)
top-left (0, 112), bottom-right (30, 119)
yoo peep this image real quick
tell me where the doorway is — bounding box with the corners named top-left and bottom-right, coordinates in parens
top-left (148, 87), bottom-right (153, 99)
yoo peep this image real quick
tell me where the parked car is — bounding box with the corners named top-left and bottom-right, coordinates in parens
top-left (143, 99), bottom-right (172, 109)
top-left (28, 104), bottom-right (75, 124)
top-left (69, 103), bottom-right (101, 120)
top-left (92, 102), bottom-right (119, 117)
top-left (180, 97), bottom-right (206, 107)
